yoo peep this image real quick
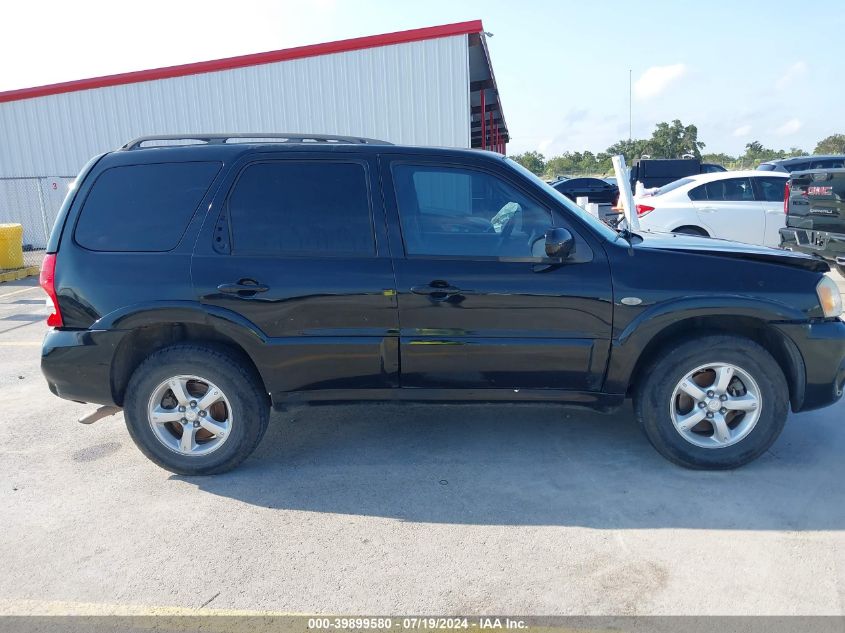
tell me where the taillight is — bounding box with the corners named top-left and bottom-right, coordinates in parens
top-left (783, 181), bottom-right (790, 214)
top-left (636, 204), bottom-right (655, 217)
top-left (39, 254), bottom-right (63, 327)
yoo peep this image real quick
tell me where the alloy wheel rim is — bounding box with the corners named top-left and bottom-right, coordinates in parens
top-left (669, 362), bottom-right (761, 449)
top-left (147, 375), bottom-right (233, 456)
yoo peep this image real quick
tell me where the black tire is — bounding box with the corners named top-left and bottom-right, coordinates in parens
top-left (123, 344), bottom-right (269, 475)
top-left (672, 226), bottom-right (709, 237)
top-left (835, 264), bottom-right (845, 277)
top-left (633, 335), bottom-right (788, 469)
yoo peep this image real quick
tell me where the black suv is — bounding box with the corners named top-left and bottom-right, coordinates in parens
top-left (40, 134), bottom-right (845, 474)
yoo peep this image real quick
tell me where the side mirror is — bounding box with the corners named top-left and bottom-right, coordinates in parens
top-left (544, 227), bottom-right (575, 260)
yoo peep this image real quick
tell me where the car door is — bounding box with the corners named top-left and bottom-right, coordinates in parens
top-left (753, 176), bottom-right (788, 247)
top-left (380, 154), bottom-right (613, 393)
top-left (689, 177), bottom-right (765, 244)
top-left (191, 152), bottom-right (399, 399)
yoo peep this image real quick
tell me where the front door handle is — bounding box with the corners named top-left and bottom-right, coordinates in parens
top-left (217, 279), bottom-right (269, 297)
top-left (411, 280), bottom-right (462, 301)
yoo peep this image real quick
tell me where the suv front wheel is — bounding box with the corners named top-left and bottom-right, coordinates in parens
top-left (123, 344), bottom-right (269, 475)
top-left (634, 335), bottom-right (789, 469)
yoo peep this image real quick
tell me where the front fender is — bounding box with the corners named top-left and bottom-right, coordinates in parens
top-left (604, 295), bottom-right (809, 396)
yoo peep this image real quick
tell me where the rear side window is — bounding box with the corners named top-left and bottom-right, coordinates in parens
top-left (689, 177), bottom-right (754, 202)
top-left (812, 159), bottom-right (844, 169)
top-left (227, 161), bottom-right (373, 256)
top-left (75, 162), bottom-right (221, 251)
top-left (756, 177), bottom-right (787, 202)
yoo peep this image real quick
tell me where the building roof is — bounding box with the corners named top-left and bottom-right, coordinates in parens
top-left (0, 21), bottom-right (483, 103)
top-left (0, 20), bottom-right (508, 149)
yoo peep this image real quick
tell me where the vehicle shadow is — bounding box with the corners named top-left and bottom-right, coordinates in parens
top-left (176, 399), bottom-right (845, 530)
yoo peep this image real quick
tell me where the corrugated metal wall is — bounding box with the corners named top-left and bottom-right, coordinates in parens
top-left (0, 35), bottom-right (470, 178)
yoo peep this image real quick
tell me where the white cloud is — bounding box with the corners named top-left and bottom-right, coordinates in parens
top-left (633, 64), bottom-right (687, 100)
top-left (537, 138), bottom-right (553, 153)
top-left (775, 118), bottom-right (803, 135)
top-left (733, 125), bottom-right (752, 137)
top-left (776, 62), bottom-right (807, 90)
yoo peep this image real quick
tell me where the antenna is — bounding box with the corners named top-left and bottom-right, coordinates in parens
top-left (628, 69), bottom-right (632, 141)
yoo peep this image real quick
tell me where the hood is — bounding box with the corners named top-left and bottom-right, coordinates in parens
top-left (632, 230), bottom-right (829, 272)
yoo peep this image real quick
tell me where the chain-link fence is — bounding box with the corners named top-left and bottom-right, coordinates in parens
top-left (0, 177), bottom-right (74, 273)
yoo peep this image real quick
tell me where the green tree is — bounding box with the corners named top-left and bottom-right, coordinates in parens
top-left (701, 152), bottom-right (736, 167)
top-left (740, 141), bottom-right (789, 168)
top-left (605, 138), bottom-right (649, 164)
top-left (645, 119), bottom-right (705, 159)
top-left (544, 151), bottom-right (613, 178)
top-left (814, 134), bottom-right (845, 154)
top-left (510, 151), bottom-right (545, 175)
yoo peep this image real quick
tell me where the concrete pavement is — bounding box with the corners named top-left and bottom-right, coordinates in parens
top-left (0, 275), bottom-right (843, 616)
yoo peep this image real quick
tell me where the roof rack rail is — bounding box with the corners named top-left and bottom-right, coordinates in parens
top-left (120, 133), bottom-right (392, 150)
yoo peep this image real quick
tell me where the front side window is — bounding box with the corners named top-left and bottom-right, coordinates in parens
top-left (227, 161), bottom-right (374, 256)
top-left (392, 164), bottom-right (553, 258)
top-left (75, 161), bottom-right (221, 252)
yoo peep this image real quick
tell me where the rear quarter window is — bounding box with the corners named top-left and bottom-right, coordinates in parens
top-left (74, 161), bottom-right (221, 252)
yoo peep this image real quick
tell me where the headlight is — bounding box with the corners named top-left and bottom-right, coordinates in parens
top-left (816, 276), bottom-right (843, 318)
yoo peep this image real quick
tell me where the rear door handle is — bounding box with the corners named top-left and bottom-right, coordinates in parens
top-left (217, 280), bottom-right (269, 296)
top-left (698, 207), bottom-right (717, 213)
top-left (411, 280), bottom-right (462, 301)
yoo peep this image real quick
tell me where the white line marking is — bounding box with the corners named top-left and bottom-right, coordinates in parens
top-left (0, 285), bottom-right (40, 299)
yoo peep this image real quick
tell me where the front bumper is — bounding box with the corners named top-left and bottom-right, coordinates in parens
top-left (41, 329), bottom-right (126, 406)
top-left (780, 227), bottom-right (845, 266)
top-left (774, 320), bottom-right (845, 412)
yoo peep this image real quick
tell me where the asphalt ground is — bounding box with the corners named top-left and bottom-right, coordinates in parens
top-left (0, 273), bottom-right (843, 616)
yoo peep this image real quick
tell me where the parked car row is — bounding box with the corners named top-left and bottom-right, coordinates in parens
top-left (634, 171), bottom-right (787, 247)
top-left (625, 155), bottom-right (845, 251)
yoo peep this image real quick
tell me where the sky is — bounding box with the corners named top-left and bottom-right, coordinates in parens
top-left (3, 0), bottom-right (844, 157)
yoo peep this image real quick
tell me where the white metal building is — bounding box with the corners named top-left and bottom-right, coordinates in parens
top-left (0, 20), bottom-right (509, 249)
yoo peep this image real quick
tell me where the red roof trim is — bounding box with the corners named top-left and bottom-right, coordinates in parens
top-left (0, 20), bottom-right (483, 104)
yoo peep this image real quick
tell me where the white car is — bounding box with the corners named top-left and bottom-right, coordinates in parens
top-left (634, 170), bottom-right (789, 247)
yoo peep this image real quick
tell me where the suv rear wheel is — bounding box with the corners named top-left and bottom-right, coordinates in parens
top-left (123, 344), bottom-right (269, 475)
top-left (634, 335), bottom-right (788, 469)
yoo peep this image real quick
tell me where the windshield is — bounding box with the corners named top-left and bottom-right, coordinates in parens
top-left (506, 158), bottom-right (619, 241)
top-left (654, 177), bottom-right (694, 196)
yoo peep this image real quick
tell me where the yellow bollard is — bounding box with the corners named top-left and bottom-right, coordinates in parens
top-left (0, 223), bottom-right (25, 269)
